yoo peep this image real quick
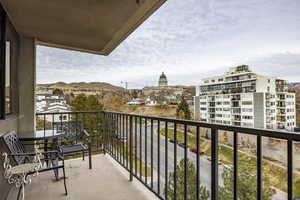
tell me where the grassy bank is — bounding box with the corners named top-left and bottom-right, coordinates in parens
top-left (160, 128), bottom-right (300, 194)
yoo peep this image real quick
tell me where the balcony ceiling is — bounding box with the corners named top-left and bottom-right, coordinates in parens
top-left (0, 0), bottom-right (166, 55)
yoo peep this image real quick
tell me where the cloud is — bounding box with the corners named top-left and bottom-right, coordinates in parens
top-left (37, 0), bottom-right (300, 88)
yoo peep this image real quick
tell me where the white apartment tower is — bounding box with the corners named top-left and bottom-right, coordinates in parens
top-left (194, 65), bottom-right (296, 131)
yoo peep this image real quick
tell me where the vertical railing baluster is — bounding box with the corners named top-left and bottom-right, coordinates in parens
top-left (288, 139), bottom-right (293, 200)
top-left (68, 113), bottom-right (71, 141)
top-left (60, 113), bottom-right (63, 137)
top-left (151, 119), bottom-right (154, 189)
top-left (211, 128), bottom-right (218, 200)
top-left (140, 116), bottom-right (142, 179)
top-left (96, 113), bottom-right (99, 150)
top-left (89, 113), bottom-right (93, 153)
top-left (110, 113), bottom-right (113, 157)
top-left (107, 113), bottom-right (110, 154)
top-left (43, 114), bottom-right (46, 137)
top-left (174, 123), bottom-right (177, 200)
top-left (165, 121), bottom-right (168, 200)
top-left (257, 135), bottom-right (262, 200)
top-left (102, 113), bottom-right (105, 153)
top-left (76, 113), bottom-right (78, 144)
top-left (129, 116), bottom-right (133, 182)
top-left (145, 118), bottom-right (148, 184)
top-left (122, 114), bottom-right (125, 165)
top-left (52, 114), bottom-right (54, 135)
top-left (184, 124), bottom-right (187, 200)
top-left (113, 113), bottom-right (116, 158)
top-left (116, 113), bottom-right (119, 161)
top-left (111, 113), bottom-right (113, 155)
top-left (196, 126), bottom-right (199, 200)
top-left (135, 117), bottom-right (138, 176)
top-left (105, 112), bottom-right (108, 154)
top-left (118, 114), bottom-right (120, 161)
top-left (157, 120), bottom-right (161, 195)
top-left (106, 113), bottom-right (109, 154)
top-left (233, 131), bottom-right (238, 200)
top-left (126, 115), bottom-right (129, 168)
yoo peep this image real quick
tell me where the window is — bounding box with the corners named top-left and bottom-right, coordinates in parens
top-left (242, 108), bottom-right (253, 112)
top-left (242, 115), bottom-right (253, 120)
top-left (5, 41), bottom-right (11, 115)
top-left (242, 101), bottom-right (252, 105)
top-left (1, 39), bottom-right (11, 119)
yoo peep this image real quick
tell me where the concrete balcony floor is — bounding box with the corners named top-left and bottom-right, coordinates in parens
top-left (8, 155), bottom-right (156, 200)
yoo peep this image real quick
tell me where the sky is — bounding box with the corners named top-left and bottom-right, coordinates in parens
top-left (37, 0), bottom-right (300, 88)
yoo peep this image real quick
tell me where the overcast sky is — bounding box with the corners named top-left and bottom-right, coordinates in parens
top-left (37, 0), bottom-right (300, 88)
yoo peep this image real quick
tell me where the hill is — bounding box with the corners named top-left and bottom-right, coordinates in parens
top-left (37, 81), bottom-right (124, 92)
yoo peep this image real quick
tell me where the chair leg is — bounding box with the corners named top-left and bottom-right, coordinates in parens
top-left (16, 185), bottom-right (22, 200)
top-left (89, 146), bottom-right (92, 170)
top-left (62, 167), bottom-right (68, 196)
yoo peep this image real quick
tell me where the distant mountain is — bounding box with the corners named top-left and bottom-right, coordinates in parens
top-left (37, 82), bottom-right (125, 92)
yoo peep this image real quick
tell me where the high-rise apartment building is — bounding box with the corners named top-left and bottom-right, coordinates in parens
top-left (194, 65), bottom-right (296, 131)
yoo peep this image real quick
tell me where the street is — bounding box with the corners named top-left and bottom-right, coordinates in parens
top-left (112, 122), bottom-right (286, 200)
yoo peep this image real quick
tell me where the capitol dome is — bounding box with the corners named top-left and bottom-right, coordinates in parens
top-left (159, 72), bottom-right (168, 87)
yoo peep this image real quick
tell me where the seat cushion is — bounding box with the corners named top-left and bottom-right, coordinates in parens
top-left (61, 144), bottom-right (88, 155)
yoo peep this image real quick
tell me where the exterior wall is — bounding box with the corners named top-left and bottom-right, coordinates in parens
top-left (253, 93), bottom-right (265, 129)
top-left (194, 66), bottom-right (296, 131)
top-left (0, 13), bottom-right (20, 200)
top-left (17, 36), bottom-right (36, 138)
top-left (193, 96), bottom-right (200, 119)
top-left (0, 11), bottom-right (36, 200)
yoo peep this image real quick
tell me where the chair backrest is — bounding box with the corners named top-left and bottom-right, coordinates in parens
top-left (1, 131), bottom-right (25, 165)
top-left (54, 121), bottom-right (84, 143)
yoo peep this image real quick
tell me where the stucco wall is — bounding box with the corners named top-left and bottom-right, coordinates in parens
top-left (0, 10), bottom-right (36, 200)
top-left (0, 15), bottom-right (20, 200)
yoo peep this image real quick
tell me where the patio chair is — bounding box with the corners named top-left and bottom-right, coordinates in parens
top-left (54, 121), bottom-right (92, 169)
top-left (1, 131), bottom-right (68, 196)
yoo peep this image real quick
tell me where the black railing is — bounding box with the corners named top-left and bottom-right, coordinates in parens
top-left (36, 111), bottom-right (300, 200)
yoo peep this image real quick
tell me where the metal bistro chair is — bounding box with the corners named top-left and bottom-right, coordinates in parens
top-left (1, 131), bottom-right (68, 198)
top-left (2, 151), bottom-right (42, 200)
top-left (54, 121), bottom-right (92, 169)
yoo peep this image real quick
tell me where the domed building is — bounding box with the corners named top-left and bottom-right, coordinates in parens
top-left (159, 72), bottom-right (168, 87)
top-left (143, 72), bottom-right (187, 106)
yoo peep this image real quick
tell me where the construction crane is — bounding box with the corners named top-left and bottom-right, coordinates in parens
top-left (120, 81), bottom-right (129, 90)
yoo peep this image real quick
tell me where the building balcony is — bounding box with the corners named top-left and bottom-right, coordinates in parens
top-left (2, 111), bottom-right (300, 200)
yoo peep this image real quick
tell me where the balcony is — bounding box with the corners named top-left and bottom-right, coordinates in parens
top-left (21, 111), bottom-right (300, 200)
top-left (8, 155), bottom-right (154, 200)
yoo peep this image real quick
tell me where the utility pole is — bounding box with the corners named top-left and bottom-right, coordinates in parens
top-left (121, 81), bottom-right (129, 103)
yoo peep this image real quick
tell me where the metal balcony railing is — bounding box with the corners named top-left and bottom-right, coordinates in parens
top-left (36, 111), bottom-right (300, 200)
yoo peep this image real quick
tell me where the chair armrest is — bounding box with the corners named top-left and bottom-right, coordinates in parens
top-left (21, 142), bottom-right (58, 146)
top-left (83, 129), bottom-right (90, 137)
top-left (83, 129), bottom-right (92, 144)
top-left (20, 135), bottom-right (61, 141)
top-left (9, 150), bottom-right (60, 157)
top-left (19, 137), bottom-right (47, 141)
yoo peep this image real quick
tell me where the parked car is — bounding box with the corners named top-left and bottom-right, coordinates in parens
top-left (169, 139), bottom-right (176, 143)
top-left (207, 157), bottom-right (222, 165)
top-left (189, 148), bottom-right (204, 155)
top-left (178, 142), bottom-right (186, 148)
top-left (115, 135), bottom-right (127, 142)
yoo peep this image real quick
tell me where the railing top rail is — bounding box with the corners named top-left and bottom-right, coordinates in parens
top-left (36, 110), bottom-right (300, 141)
